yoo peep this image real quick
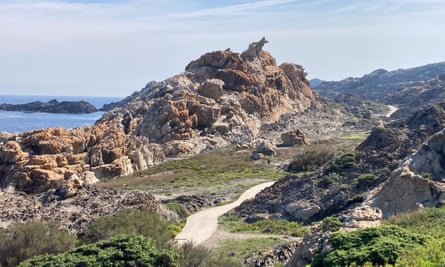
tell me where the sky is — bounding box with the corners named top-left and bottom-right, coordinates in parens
top-left (0, 0), bottom-right (444, 97)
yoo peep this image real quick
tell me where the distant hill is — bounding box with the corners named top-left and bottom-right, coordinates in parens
top-left (313, 62), bottom-right (445, 99)
top-left (0, 99), bottom-right (97, 114)
top-left (312, 62), bottom-right (445, 118)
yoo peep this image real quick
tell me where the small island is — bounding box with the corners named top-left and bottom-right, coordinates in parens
top-left (0, 99), bottom-right (98, 114)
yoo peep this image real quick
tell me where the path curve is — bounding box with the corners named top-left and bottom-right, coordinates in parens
top-left (175, 181), bottom-right (274, 246)
top-left (385, 105), bottom-right (398, 118)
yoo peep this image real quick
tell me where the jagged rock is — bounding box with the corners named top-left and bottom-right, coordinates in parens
top-left (0, 186), bottom-right (175, 236)
top-left (245, 242), bottom-right (298, 267)
top-left (367, 166), bottom-right (445, 218)
top-left (241, 37), bottom-right (268, 60)
top-left (197, 79), bottom-right (224, 99)
top-left (253, 140), bottom-right (277, 159)
top-left (410, 128), bottom-right (445, 181)
top-left (281, 130), bottom-right (308, 146)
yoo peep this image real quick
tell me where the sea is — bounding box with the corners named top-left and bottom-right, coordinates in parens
top-left (0, 95), bottom-right (123, 134)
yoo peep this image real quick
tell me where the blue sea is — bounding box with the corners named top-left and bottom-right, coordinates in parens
top-left (0, 95), bottom-right (122, 134)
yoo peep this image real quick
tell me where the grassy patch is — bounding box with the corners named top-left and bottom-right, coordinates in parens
top-left (384, 206), bottom-right (445, 239)
top-left (219, 216), bottom-right (306, 237)
top-left (339, 133), bottom-right (368, 141)
top-left (98, 148), bottom-right (283, 193)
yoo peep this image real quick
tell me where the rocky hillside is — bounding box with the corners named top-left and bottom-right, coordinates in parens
top-left (0, 38), bottom-right (327, 194)
top-left (235, 102), bottom-right (445, 224)
top-left (313, 62), bottom-right (445, 119)
top-left (0, 99), bottom-right (97, 114)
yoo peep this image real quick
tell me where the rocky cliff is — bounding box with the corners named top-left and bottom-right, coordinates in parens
top-left (0, 99), bottom-right (97, 114)
top-left (0, 38), bottom-right (319, 194)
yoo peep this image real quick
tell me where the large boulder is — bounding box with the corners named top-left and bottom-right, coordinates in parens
top-left (281, 129), bottom-right (308, 146)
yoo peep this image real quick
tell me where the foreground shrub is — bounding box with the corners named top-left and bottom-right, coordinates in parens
top-left (177, 242), bottom-right (242, 267)
top-left (311, 225), bottom-right (426, 266)
top-left (0, 221), bottom-right (76, 267)
top-left (20, 234), bottom-right (178, 267)
top-left (84, 209), bottom-right (173, 248)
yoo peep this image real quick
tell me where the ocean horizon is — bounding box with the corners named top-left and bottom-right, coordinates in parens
top-left (0, 95), bottom-right (123, 134)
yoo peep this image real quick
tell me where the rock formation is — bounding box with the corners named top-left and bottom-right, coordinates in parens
top-left (0, 39), bottom-right (317, 194)
top-left (366, 128), bottom-right (445, 218)
top-left (0, 186), bottom-right (174, 236)
top-left (0, 99), bottom-right (97, 114)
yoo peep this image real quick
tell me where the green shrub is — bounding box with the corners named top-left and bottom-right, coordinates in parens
top-left (0, 221), bottom-right (76, 267)
top-left (311, 225), bottom-right (426, 266)
top-left (220, 216), bottom-right (306, 237)
top-left (288, 148), bottom-right (335, 173)
top-left (83, 209), bottom-right (173, 248)
top-left (166, 202), bottom-right (189, 218)
top-left (20, 235), bottom-right (178, 267)
top-left (321, 216), bottom-right (343, 232)
top-left (327, 152), bottom-right (356, 175)
top-left (317, 173), bottom-right (342, 188)
top-left (353, 173), bottom-right (377, 189)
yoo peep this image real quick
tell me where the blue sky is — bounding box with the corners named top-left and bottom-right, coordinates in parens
top-left (0, 0), bottom-right (444, 97)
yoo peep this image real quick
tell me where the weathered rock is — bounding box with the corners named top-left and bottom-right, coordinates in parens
top-left (245, 242), bottom-right (298, 267)
top-left (253, 140), bottom-right (277, 158)
top-left (197, 79), bottom-right (224, 99)
top-left (281, 130), bottom-right (308, 146)
top-left (0, 186), bottom-right (175, 236)
top-left (410, 128), bottom-right (445, 181)
top-left (368, 166), bottom-right (445, 218)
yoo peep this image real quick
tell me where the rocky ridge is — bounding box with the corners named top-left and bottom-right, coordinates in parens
top-left (0, 38), bottom-right (324, 194)
top-left (313, 62), bottom-right (445, 119)
top-left (235, 102), bottom-right (445, 224)
top-left (0, 99), bottom-right (97, 114)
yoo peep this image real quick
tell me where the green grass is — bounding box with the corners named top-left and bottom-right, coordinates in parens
top-left (219, 216), bottom-right (306, 237)
top-left (98, 148), bottom-right (284, 193)
top-left (339, 133), bottom-right (369, 140)
top-left (384, 206), bottom-right (445, 239)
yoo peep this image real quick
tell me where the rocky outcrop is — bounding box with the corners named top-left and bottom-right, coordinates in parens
top-left (245, 241), bottom-right (298, 267)
top-left (280, 129), bottom-right (308, 146)
top-left (0, 125), bottom-right (164, 193)
top-left (0, 99), bottom-right (97, 114)
top-left (0, 39), bottom-right (318, 193)
top-left (0, 186), bottom-right (174, 236)
top-left (367, 128), bottom-right (445, 218)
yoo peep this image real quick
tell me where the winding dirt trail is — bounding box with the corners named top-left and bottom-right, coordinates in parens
top-left (175, 181), bottom-right (274, 246)
top-left (386, 105), bottom-right (398, 118)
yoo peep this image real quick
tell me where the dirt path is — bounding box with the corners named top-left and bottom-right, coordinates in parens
top-left (386, 105), bottom-right (398, 118)
top-left (175, 181), bottom-right (274, 246)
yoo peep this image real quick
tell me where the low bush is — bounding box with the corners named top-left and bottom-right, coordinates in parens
top-left (288, 148), bottom-right (335, 173)
top-left (20, 235), bottom-right (178, 267)
top-left (321, 216), bottom-right (343, 232)
top-left (326, 152), bottom-right (356, 175)
top-left (0, 221), bottom-right (76, 267)
top-left (311, 225), bottom-right (425, 266)
top-left (83, 209), bottom-right (173, 248)
top-left (220, 216), bottom-right (306, 237)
